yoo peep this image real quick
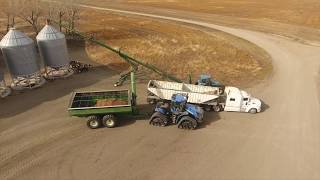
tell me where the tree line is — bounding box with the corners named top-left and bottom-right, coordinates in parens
top-left (0, 0), bottom-right (80, 35)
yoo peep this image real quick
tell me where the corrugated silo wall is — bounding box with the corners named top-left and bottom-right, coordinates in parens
top-left (38, 39), bottom-right (69, 68)
top-left (1, 43), bottom-right (39, 77)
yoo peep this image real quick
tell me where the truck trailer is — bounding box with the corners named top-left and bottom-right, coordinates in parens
top-left (147, 80), bottom-right (262, 113)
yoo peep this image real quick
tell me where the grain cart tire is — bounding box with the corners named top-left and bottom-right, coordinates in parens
top-left (87, 116), bottom-right (101, 129)
top-left (149, 112), bottom-right (169, 127)
top-left (178, 116), bottom-right (197, 130)
top-left (249, 108), bottom-right (258, 114)
top-left (102, 114), bottom-right (117, 128)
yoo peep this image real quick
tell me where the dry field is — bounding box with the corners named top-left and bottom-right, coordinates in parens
top-left (79, 0), bottom-right (320, 29)
top-left (80, 9), bottom-right (271, 86)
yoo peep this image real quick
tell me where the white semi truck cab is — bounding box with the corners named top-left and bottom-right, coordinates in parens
top-left (222, 86), bottom-right (262, 113)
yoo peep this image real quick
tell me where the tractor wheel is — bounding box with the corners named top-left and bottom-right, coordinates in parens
top-left (86, 116), bottom-right (101, 129)
top-left (102, 114), bottom-right (117, 128)
top-left (178, 116), bottom-right (197, 130)
top-left (249, 108), bottom-right (258, 114)
top-left (149, 112), bottom-right (168, 127)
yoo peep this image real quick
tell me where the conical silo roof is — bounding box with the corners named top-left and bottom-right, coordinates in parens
top-left (0, 28), bottom-right (33, 47)
top-left (37, 25), bottom-right (65, 41)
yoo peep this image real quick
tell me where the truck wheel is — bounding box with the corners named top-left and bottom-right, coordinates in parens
top-left (102, 114), bottom-right (117, 128)
top-left (213, 105), bottom-right (221, 112)
top-left (178, 116), bottom-right (197, 130)
top-left (149, 112), bottom-right (168, 127)
top-left (203, 105), bottom-right (212, 112)
top-left (249, 108), bottom-right (257, 114)
top-left (87, 116), bottom-right (101, 129)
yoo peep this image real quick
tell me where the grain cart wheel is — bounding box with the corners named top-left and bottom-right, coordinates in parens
top-left (178, 116), bottom-right (197, 130)
top-left (149, 112), bottom-right (169, 127)
top-left (249, 108), bottom-right (258, 114)
top-left (102, 114), bottom-right (117, 128)
top-left (87, 116), bottom-right (101, 129)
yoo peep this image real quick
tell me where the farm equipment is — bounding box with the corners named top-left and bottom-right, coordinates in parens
top-left (68, 71), bottom-right (137, 129)
top-left (147, 80), bottom-right (262, 113)
top-left (149, 93), bottom-right (204, 130)
top-left (69, 60), bottom-right (92, 74)
top-left (195, 74), bottom-right (224, 88)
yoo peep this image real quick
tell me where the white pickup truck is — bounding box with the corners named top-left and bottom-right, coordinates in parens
top-left (147, 80), bottom-right (262, 113)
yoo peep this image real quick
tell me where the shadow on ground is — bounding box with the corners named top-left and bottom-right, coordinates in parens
top-left (261, 100), bottom-right (270, 112)
top-left (198, 111), bottom-right (221, 129)
top-left (0, 40), bottom-right (119, 118)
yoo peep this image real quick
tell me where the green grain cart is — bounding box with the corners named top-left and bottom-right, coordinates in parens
top-left (68, 71), bottom-right (137, 129)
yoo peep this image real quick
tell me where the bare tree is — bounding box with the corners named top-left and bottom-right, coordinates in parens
top-left (65, 0), bottom-right (80, 35)
top-left (44, 1), bottom-right (66, 31)
top-left (0, 0), bottom-right (19, 31)
top-left (18, 0), bottom-right (42, 35)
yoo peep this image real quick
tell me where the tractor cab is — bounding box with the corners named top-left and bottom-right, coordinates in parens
top-left (196, 74), bottom-right (224, 88)
top-left (171, 94), bottom-right (188, 113)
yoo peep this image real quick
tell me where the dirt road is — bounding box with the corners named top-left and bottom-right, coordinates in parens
top-left (1, 3), bottom-right (320, 180)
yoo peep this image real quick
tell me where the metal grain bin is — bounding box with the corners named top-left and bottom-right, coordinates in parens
top-left (0, 28), bottom-right (40, 77)
top-left (37, 25), bottom-right (70, 68)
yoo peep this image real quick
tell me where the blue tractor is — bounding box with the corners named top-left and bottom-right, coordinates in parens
top-left (195, 74), bottom-right (224, 88)
top-left (149, 94), bottom-right (204, 130)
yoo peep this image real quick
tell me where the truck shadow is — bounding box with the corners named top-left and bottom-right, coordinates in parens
top-left (198, 111), bottom-right (221, 129)
top-left (261, 100), bottom-right (270, 112)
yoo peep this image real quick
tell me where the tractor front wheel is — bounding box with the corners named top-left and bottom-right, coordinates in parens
top-left (178, 116), bottom-right (197, 130)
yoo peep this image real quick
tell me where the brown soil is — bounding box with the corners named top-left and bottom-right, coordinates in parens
top-left (80, 9), bottom-right (271, 87)
top-left (95, 99), bottom-right (128, 106)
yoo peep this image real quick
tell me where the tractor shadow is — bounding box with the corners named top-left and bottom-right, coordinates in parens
top-left (0, 39), bottom-right (119, 118)
top-left (115, 103), bottom-right (153, 127)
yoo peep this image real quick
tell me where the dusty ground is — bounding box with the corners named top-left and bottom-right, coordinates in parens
top-left (1, 1), bottom-right (320, 180)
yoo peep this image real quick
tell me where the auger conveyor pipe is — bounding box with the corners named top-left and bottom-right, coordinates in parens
top-left (54, 21), bottom-right (182, 83)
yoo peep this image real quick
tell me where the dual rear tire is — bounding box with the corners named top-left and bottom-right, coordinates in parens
top-left (204, 105), bottom-right (222, 112)
top-left (86, 115), bottom-right (117, 129)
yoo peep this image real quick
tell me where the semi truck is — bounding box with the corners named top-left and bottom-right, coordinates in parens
top-left (147, 80), bottom-right (262, 113)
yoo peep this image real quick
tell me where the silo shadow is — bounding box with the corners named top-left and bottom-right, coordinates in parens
top-left (0, 40), bottom-right (118, 118)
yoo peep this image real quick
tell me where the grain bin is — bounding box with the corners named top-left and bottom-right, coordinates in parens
top-left (0, 28), bottom-right (45, 90)
top-left (37, 24), bottom-right (73, 79)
